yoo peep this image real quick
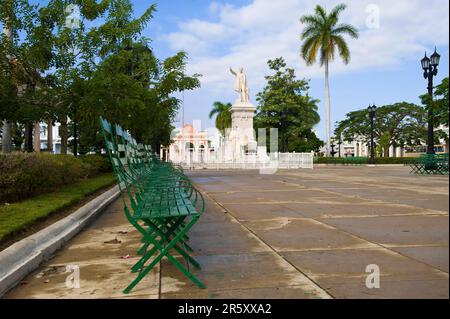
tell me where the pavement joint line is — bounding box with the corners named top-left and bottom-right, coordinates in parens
top-left (318, 212), bottom-right (449, 219)
top-left (199, 189), bottom-right (335, 299)
top-left (382, 244), bottom-right (449, 249)
top-left (280, 173), bottom-right (449, 196)
top-left (161, 283), bottom-right (325, 296)
top-left (197, 173), bottom-right (449, 283)
top-left (295, 211), bottom-right (450, 276)
top-left (279, 184), bottom-right (448, 215)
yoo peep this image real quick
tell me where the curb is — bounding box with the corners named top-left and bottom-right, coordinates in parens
top-left (0, 186), bottom-right (120, 297)
top-left (315, 164), bottom-right (407, 167)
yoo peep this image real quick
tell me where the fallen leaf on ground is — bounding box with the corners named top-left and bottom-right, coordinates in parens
top-left (104, 237), bottom-right (122, 244)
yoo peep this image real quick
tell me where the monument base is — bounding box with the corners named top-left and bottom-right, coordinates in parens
top-left (228, 101), bottom-right (257, 159)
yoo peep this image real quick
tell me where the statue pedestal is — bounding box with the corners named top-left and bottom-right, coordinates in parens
top-left (228, 101), bottom-right (257, 159)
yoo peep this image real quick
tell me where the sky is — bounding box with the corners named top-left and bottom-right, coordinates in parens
top-left (134, 0), bottom-right (449, 139)
top-left (23, 0), bottom-right (450, 139)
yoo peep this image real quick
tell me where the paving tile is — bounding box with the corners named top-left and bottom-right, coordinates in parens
top-left (320, 215), bottom-right (449, 246)
top-left (281, 202), bottom-right (433, 219)
top-left (160, 253), bottom-right (329, 299)
top-left (162, 286), bottom-right (321, 299)
top-left (221, 203), bottom-right (302, 221)
top-left (242, 218), bottom-right (372, 252)
top-left (5, 258), bottom-right (159, 299)
top-left (389, 246), bottom-right (449, 272)
top-left (281, 248), bottom-right (448, 299)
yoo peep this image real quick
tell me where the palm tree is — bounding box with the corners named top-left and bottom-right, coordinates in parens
top-left (300, 4), bottom-right (359, 156)
top-left (209, 101), bottom-right (232, 138)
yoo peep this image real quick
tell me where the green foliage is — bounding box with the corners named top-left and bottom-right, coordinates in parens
top-left (300, 4), bottom-right (359, 66)
top-left (1, 1), bottom-right (201, 154)
top-left (420, 77), bottom-right (449, 131)
top-left (78, 154), bottom-right (112, 174)
top-left (378, 132), bottom-right (392, 157)
top-left (0, 173), bottom-right (114, 243)
top-left (209, 102), bottom-right (232, 137)
top-left (255, 57), bottom-right (323, 152)
top-left (335, 102), bottom-right (437, 157)
top-left (434, 77), bottom-right (449, 128)
top-left (314, 157), bottom-right (417, 165)
top-left (0, 153), bottom-right (111, 203)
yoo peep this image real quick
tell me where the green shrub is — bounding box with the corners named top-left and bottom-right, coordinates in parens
top-left (314, 157), bottom-right (417, 165)
top-left (372, 157), bottom-right (417, 165)
top-left (0, 152), bottom-right (111, 204)
top-left (78, 154), bottom-right (112, 174)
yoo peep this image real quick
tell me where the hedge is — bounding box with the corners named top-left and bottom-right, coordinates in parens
top-left (0, 153), bottom-right (112, 204)
top-left (0, 173), bottom-right (115, 243)
top-left (314, 157), bottom-right (418, 165)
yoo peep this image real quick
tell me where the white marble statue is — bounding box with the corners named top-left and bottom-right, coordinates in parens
top-left (230, 67), bottom-right (250, 103)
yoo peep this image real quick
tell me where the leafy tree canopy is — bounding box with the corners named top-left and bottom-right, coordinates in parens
top-left (335, 102), bottom-right (447, 157)
top-left (255, 57), bottom-right (323, 152)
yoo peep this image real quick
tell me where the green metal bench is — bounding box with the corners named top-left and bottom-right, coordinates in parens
top-left (99, 117), bottom-right (206, 293)
top-left (409, 154), bottom-right (449, 175)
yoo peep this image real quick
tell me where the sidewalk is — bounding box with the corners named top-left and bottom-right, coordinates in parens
top-left (4, 182), bottom-right (329, 299)
top-left (5, 166), bottom-right (449, 299)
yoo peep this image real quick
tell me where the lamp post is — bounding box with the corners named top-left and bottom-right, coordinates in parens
top-left (330, 143), bottom-right (337, 157)
top-left (421, 48), bottom-right (441, 155)
top-left (338, 137), bottom-right (342, 158)
top-left (368, 104), bottom-right (377, 164)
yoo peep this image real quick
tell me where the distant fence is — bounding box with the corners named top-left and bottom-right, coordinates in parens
top-left (170, 152), bottom-right (314, 170)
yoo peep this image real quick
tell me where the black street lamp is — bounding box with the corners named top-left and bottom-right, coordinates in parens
top-left (338, 138), bottom-right (342, 158)
top-left (368, 104), bottom-right (377, 164)
top-left (421, 48), bottom-right (441, 155)
top-left (330, 143), bottom-right (337, 157)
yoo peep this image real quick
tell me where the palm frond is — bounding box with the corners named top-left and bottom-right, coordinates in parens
top-left (314, 5), bottom-right (327, 21)
top-left (333, 35), bottom-right (351, 64)
top-left (332, 24), bottom-right (359, 39)
top-left (299, 15), bottom-right (322, 27)
top-left (299, 3), bottom-right (357, 67)
top-left (334, 36), bottom-right (351, 64)
top-left (300, 25), bottom-right (321, 40)
top-left (301, 35), bottom-right (321, 65)
top-left (329, 3), bottom-right (347, 22)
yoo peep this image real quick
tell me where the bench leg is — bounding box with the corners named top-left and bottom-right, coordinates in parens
top-left (123, 216), bottom-right (205, 294)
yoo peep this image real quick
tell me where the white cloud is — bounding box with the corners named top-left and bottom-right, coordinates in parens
top-left (164, 0), bottom-right (449, 137)
top-left (165, 0), bottom-right (449, 93)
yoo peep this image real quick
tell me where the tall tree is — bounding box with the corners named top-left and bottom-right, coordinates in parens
top-left (0, 0), bottom-right (38, 152)
top-left (209, 102), bottom-right (232, 138)
top-left (334, 102), bottom-right (446, 157)
top-left (300, 3), bottom-right (359, 156)
top-left (255, 57), bottom-right (322, 153)
top-left (434, 77), bottom-right (449, 128)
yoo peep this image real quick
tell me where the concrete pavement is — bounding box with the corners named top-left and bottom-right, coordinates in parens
top-left (4, 166), bottom-right (449, 299)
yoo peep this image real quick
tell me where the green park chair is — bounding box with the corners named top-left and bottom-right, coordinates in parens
top-left (99, 117), bottom-right (206, 293)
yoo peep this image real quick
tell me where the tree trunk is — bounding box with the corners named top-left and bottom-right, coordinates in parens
top-left (47, 118), bottom-right (53, 152)
top-left (73, 120), bottom-right (77, 157)
top-left (33, 122), bottom-right (41, 153)
top-left (1, 21), bottom-right (13, 153)
top-left (24, 123), bottom-right (33, 152)
top-left (60, 117), bottom-right (68, 154)
top-left (383, 146), bottom-right (389, 158)
top-left (324, 58), bottom-right (331, 157)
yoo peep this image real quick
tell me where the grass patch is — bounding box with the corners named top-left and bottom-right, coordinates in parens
top-left (0, 173), bottom-right (115, 243)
